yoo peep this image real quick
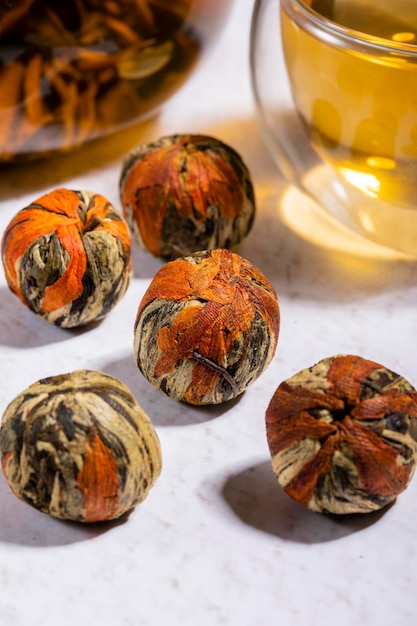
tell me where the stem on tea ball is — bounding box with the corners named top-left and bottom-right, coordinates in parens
top-left (192, 350), bottom-right (239, 398)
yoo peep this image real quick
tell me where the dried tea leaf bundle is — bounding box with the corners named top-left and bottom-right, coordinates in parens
top-left (134, 248), bottom-right (280, 405)
top-left (266, 354), bottom-right (417, 514)
top-left (0, 370), bottom-right (162, 523)
top-left (1, 188), bottom-right (132, 328)
top-left (120, 134), bottom-right (256, 260)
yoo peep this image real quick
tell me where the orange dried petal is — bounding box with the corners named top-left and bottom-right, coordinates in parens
top-left (77, 429), bottom-right (120, 523)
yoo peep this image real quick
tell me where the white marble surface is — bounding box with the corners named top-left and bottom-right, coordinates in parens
top-left (1, 1), bottom-right (417, 625)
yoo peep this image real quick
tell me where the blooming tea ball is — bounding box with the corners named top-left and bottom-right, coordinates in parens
top-left (1, 188), bottom-right (132, 328)
top-left (0, 370), bottom-right (162, 522)
top-left (119, 134), bottom-right (256, 260)
top-left (134, 248), bottom-right (280, 405)
top-left (266, 354), bottom-right (417, 515)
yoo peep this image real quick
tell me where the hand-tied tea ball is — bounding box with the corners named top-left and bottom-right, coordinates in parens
top-left (119, 133), bottom-right (256, 260)
top-left (134, 248), bottom-right (280, 405)
top-left (1, 188), bottom-right (132, 328)
top-left (0, 370), bottom-right (162, 522)
top-left (266, 354), bottom-right (417, 515)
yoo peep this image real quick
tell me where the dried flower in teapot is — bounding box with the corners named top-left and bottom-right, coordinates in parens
top-left (0, 1), bottom-right (206, 161)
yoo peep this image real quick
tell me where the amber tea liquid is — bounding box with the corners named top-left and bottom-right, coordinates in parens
top-left (281, 0), bottom-right (417, 251)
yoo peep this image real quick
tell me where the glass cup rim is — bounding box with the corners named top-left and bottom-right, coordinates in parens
top-left (281, 0), bottom-right (417, 57)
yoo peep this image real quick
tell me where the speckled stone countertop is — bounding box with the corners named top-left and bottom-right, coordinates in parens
top-left (1, 1), bottom-right (417, 625)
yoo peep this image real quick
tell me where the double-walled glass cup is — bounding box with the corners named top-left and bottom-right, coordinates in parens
top-left (251, 0), bottom-right (417, 256)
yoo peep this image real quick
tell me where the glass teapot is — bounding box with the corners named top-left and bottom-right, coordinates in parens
top-left (0, 0), bottom-right (233, 162)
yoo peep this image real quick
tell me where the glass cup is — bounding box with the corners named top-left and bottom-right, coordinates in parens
top-left (0, 0), bottom-right (234, 163)
top-left (250, 0), bottom-right (417, 256)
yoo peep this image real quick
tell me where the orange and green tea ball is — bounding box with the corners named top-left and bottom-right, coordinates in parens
top-left (119, 134), bottom-right (256, 260)
top-left (134, 248), bottom-right (280, 405)
top-left (266, 354), bottom-right (417, 515)
top-left (0, 370), bottom-right (162, 523)
top-left (1, 188), bottom-right (132, 328)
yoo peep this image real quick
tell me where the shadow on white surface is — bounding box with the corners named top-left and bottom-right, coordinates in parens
top-left (0, 287), bottom-right (69, 347)
top-left (131, 244), bottom-right (164, 282)
top-left (222, 460), bottom-right (390, 544)
top-left (0, 117), bottom-right (160, 203)
top-left (102, 353), bottom-right (244, 427)
top-left (0, 286), bottom-right (105, 348)
top-left (0, 472), bottom-right (130, 547)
